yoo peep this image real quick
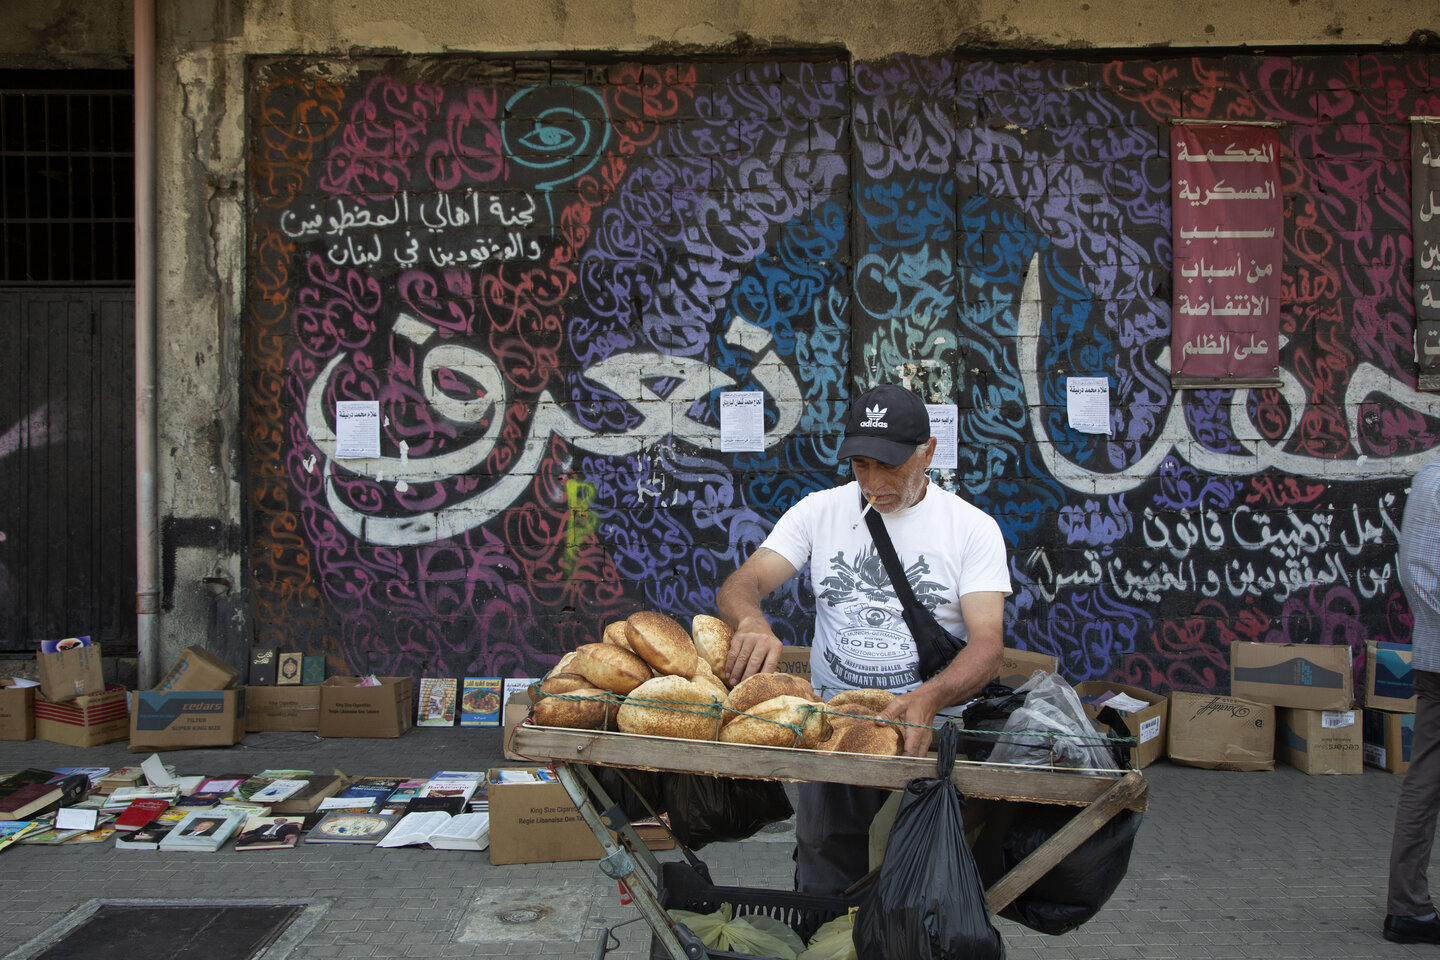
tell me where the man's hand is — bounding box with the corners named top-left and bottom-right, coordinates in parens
top-left (877, 684), bottom-right (947, 757)
top-left (724, 615), bottom-right (783, 684)
top-left (717, 547), bottom-right (798, 684)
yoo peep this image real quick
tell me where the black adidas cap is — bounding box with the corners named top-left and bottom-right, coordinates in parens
top-left (837, 383), bottom-right (930, 466)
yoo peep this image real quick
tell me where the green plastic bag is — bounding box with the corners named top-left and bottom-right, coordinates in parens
top-left (671, 905), bottom-right (805, 958)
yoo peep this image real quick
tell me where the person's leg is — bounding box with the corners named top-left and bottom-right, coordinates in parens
top-left (795, 780), bottom-right (890, 896)
top-left (1388, 670), bottom-right (1440, 917)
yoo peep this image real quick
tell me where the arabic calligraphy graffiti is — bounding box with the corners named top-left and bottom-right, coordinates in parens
top-left (243, 52), bottom-right (1440, 696)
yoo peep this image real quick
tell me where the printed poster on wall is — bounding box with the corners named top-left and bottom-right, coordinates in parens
top-left (1413, 119), bottom-right (1440, 390)
top-left (1170, 123), bottom-right (1283, 387)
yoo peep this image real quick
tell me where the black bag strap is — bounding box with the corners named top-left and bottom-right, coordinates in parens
top-left (862, 489), bottom-right (964, 680)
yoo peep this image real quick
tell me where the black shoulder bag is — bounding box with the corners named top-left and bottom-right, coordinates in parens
top-left (862, 492), bottom-right (966, 682)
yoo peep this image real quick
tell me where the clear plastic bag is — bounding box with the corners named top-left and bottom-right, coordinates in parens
top-left (671, 905), bottom-right (805, 958)
top-left (987, 671), bottom-right (1117, 772)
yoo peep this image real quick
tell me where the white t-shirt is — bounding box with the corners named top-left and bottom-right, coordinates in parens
top-left (761, 480), bottom-right (1012, 698)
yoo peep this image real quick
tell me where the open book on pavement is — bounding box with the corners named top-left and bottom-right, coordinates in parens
top-left (375, 811), bottom-right (489, 851)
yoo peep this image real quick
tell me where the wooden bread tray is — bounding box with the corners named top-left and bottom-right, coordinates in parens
top-left (510, 721), bottom-right (1148, 812)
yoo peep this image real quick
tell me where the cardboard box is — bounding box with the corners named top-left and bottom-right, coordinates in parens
top-left (153, 646), bottom-right (241, 694)
top-left (999, 648), bottom-right (1060, 689)
top-left (1366, 641), bottom-right (1416, 713)
top-left (502, 691), bottom-right (532, 761)
top-left (244, 684), bottom-right (321, 732)
top-left (249, 647), bottom-right (277, 686)
top-left (1277, 707), bottom-right (1363, 775)
top-left (775, 644), bottom-right (811, 684)
top-left (1229, 641), bottom-right (1353, 711)
top-left (128, 689), bottom-right (246, 751)
top-left (1072, 681), bottom-right (1168, 769)
top-left (1364, 709), bottom-right (1415, 774)
top-left (34, 684), bottom-right (129, 747)
top-left (37, 642), bottom-right (105, 702)
top-left (0, 681), bottom-right (35, 740)
top-left (487, 767), bottom-right (604, 865)
top-left (1167, 692), bottom-right (1275, 771)
top-left (317, 677), bottom-right (413, 738)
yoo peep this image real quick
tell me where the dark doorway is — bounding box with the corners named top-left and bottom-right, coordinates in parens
top-left (0, 70), bottom-right (135, 653)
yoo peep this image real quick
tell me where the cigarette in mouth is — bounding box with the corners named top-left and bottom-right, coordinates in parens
top-left (852, 496), bottom-right (877, 529)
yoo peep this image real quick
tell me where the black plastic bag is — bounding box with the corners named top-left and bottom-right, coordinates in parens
top-left (959, 681), bottom-right (1026, 762)
top-left (586, 765), bottom-right (668, 822)
top-left (853, 724), bottom-right (1006, 960)
top-left (973, 800), bottom-right (1143, 935)
top-left (662, 774), bottom-right (793, 850)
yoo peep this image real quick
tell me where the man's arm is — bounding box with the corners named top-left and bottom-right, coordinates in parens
top-left (717, 546), bottom-right (799, 684)
top-left (877, 590), bottom-right (1006, 757)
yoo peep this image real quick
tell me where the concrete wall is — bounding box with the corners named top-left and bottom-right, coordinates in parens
top-left (3, 0), bottom-right (1439, 691)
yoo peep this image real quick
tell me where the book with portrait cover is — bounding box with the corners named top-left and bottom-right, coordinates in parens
top-left (233, 815), bottom-right (303, 851)
top-left (157, 809), bottom-right (247, 852)
top-left (417, 677), bottom-right (457, 727)
top-left (459, 677), bottom-right (503, 727)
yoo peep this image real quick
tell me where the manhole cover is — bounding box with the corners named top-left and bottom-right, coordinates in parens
top-left (458, 883), bottom-right (595, 943)
top-left (27, 904), bottom-right (303, 960)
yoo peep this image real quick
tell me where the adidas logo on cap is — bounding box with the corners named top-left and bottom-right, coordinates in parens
top-left (858, 404), bottom-right (888, 429)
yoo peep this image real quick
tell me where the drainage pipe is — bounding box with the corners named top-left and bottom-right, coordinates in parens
top-left (134, 0), bottom-right (159, 687)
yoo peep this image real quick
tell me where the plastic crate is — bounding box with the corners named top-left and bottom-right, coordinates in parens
top-left (649, 861), bottom-right (859, 960)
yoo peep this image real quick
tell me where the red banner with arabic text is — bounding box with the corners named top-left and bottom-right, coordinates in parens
top-left (1170, 124), bottom-right (1283, 385)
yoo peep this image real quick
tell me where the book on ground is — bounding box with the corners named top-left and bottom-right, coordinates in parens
top-left (114, 820), bottom-right (176, 850)
top-left (270, 774), bottom-right (347, 815)
top-left (417, 677), bottom-right (458, 726)
top-left (232, 815), bottom-right (303, 851)
top-left (48, 767), bottom-right (110, 788)
top-left (404, 795), bottom-right (467, 816)
top-left (20, 825), bottom-right (89, 844)
top-left (96, 767), bottom-right (145, 795)
top-left (418, 772), bottom-right (485, 804)
top-left (158, 810), bottom-right (248, 852)
top-left (195, 776), bottom-right (247, 797)
top-left (113, 798), bottom-right (173, 832)
top-left (106, 785), bottom-right (180, 806)
top-left (0, 769), bottom-right (60, 801)
top-left (249, 779), bottom-right (308, 804)
top-left (228, 776), bottom-right (279, 802)
top-left (0, 774), bottom-right (90, 819)
top-left (316, 796), bottom-right (376, 813)
top-left (376, 811), bottom-right (490, 850)
top-left (336, 777), bottom-right (405, 799)
top-left (305, 811), bottom-right (399, 844)
top-left (0, 820), bottom-right (45, 851)
top-left (378, 779), bottom-right (427, 813)
top-left (459, 677), bottom-right (502, 727)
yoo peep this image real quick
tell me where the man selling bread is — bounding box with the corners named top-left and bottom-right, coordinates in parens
top-left (716, 382), bottom-right (1012, 896)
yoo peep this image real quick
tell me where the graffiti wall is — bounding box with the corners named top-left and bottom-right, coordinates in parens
top-left (246, 53), bottom-right (1440, 693)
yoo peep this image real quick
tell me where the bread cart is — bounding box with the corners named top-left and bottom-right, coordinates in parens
top-left (509, 721), bottom-right (1149, 960)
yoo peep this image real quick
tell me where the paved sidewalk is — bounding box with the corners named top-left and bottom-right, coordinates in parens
top-left (0, 726), bottom-right (1423, 959)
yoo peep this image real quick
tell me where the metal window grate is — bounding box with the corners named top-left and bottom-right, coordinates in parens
top-left (0, 74), bottom-right (134, 286)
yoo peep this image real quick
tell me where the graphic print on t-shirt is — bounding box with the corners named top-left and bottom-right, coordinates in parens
top-left (817, 544), bottom-right (948, 688)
